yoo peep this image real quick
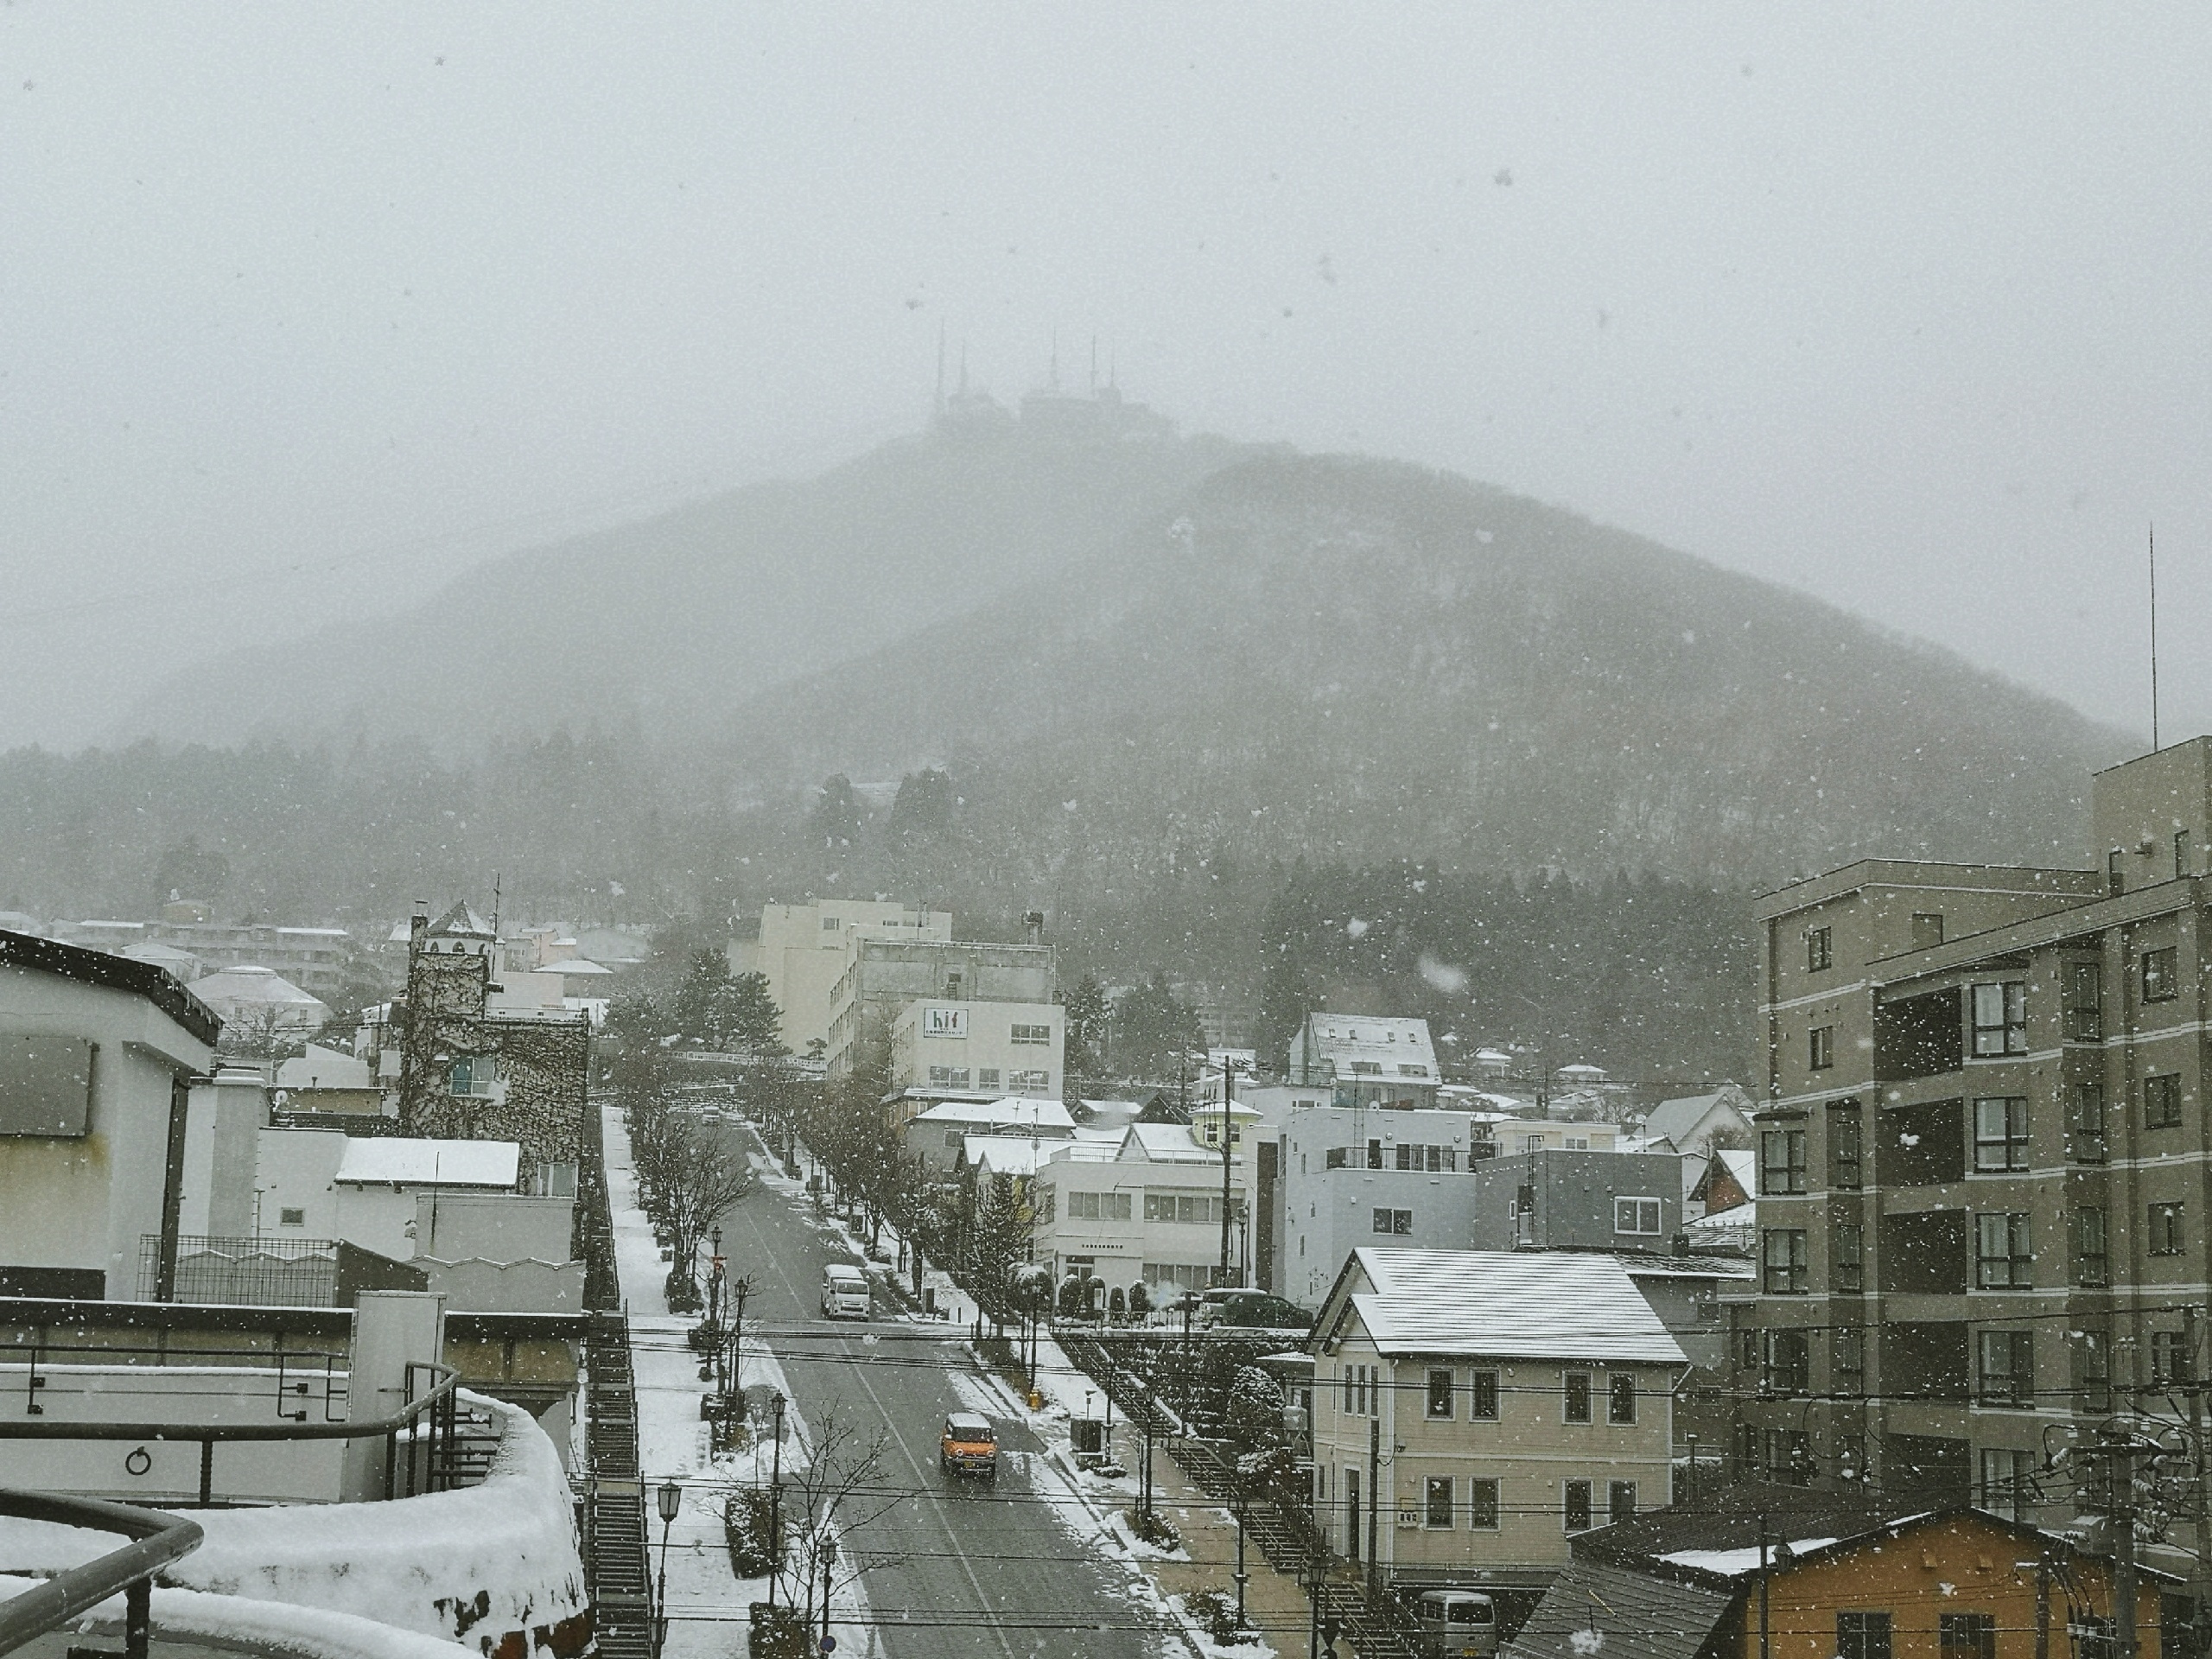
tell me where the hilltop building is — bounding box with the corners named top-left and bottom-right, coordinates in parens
top-left (1287, 1014), bottom-right (1442, 1109)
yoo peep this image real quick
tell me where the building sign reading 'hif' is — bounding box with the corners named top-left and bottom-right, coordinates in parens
top-left (923, 1007), bottom-right (968, 1039)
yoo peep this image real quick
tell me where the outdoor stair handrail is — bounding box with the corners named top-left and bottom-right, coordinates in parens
top-left (0, 1487), bottom-right (204, 1658)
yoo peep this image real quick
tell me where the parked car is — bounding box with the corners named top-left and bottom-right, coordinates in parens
top-left (938, 1412), bottom-right (998, 1479)
top-left (1414, 1591), bottom-right (1497, 1659)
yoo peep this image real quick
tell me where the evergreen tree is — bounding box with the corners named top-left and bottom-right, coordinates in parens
top-left (1060, 976), bottom-right (1109, 1077)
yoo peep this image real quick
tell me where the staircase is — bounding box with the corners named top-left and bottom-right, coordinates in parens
top-left (577, 1101), bottom-right (652, 1659)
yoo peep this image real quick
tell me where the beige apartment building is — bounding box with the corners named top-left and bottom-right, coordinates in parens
top-left (730, 900), bottom-right (951, 1054)
top-left (888, 998), bottom-right (1065, 1102)
top-left (824, 928), bottom-right (1055, 1086)
top-left (1737, 737), bottom-right (2212, 1524)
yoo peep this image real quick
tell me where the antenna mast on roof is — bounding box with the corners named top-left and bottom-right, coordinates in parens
top-left (490, 873), bottom-right (501, 942)
top-left (2149, 522), bottom-right (2161, 753)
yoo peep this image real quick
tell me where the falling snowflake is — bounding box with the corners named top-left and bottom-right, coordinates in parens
top-left (1345, 918), bottom-right (1370, 939)
top-left (1570, 1630), bottom-right (1604, 1656)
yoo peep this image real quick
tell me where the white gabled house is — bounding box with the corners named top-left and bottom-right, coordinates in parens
top-left (1309, 1249), bottom-right (1688, 1583)
top-left (1029, 1122), bottom-right (1252, 1295)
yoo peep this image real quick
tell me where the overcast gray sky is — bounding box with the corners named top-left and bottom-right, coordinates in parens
top-left (3, 4), bottom-right (2205, 751)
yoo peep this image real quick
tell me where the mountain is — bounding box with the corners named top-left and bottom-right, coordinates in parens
top-left (714, 453), bottom-right (2130, 887)
top-left (121, 414), bottom-right (1251, 753)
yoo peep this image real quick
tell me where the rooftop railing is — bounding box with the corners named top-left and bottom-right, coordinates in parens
top-left (0, 1488), bottom-right (203, 1659)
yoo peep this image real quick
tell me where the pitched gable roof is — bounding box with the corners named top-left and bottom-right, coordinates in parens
top-left (1317, 1249), bottom-right (1688, 1366)
top-left (1503, 1559), bottom-right (1735, 1659)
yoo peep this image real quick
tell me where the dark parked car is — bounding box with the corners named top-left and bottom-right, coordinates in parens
top-left (1209, 1291), bottom-right (1313, 1332)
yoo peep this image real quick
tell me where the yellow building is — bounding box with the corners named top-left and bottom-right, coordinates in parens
top-left (729, 900), bottom-right (950, 1055)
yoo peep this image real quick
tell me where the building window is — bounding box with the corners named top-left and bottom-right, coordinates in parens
top-left (2066, 961), bottom-right (2103, 1042)
top-left (1839, 1611), bottom-right (1893, 1659)
top-left (1615, 1197), bottom-right (1662, 1235)
top-left (976, 1068), bottom-right (1001, 1089)
top-left (1607, 1373), bottom-right (1636, 1424)
top-left (1761, 1129), bottom-right (1808, 1195)
top-left (2150, 1202), bottom-right (2186, 1255)
top-left (1940, 1614), bottom-right (1997, 1659)
top-left (1069, 1192), bottom-right (1131, 1221)
top-left (1766, 1428), bottom-right (1811, 1485)
top-left (1834, 1222), bottom-right (1864, 1293)
top-left (1834, 1327), bottom-right (1864, 1395)
top-left (1010, 1069), bottom-right (1050, 1093)
top-left (1972, 1096), bottom-right (2030, 1171)
top-left (1424, 1476), bottom-right (1454, 1529)
top-left (2071, 1082), bottom-right (2108, 1162)
top-left (1763, 1229), bottom-right (1808, 1293)
top-left (1763, 1330), bottom-right (1810, 1396)
top-left (278, 1207), bottom-right (306, 1226)
top-left (1807, 927), bottom-right (1833, 972)
top-left (1975, 1212), bottom-right (2033, 1287)
top-left (1371, 1208), bottom-right (1412, 1236)
top-left (1830, 1104), bottom-right (1864, 1188)
top-left (1563, 1373), bottom-right (1592, 1422)
top-left (1367, 1140), bottom-right (1383, 1170)
top-left (1608, 1480), bottom-right (1637, 1525)
top-left (1971, 982), bottom-right (2028, 1057)
top-left (1339, 1363), bottom-right (1379, 1416)
top-left (2179, 830), bottom-right (2194, 879)
top-left (1809, 1027), bottom-right (1835, 1071)
top-left (1010, 1023), bottom-right (1051, 1044)
top-left (1563, 1480), bottom-right (1592, 1532)
top-left (1978, 1330), bottom-right (2033, 1406)
top-left (1466, 1478), bottom-right (1500, 1529)
top-left (2074, 1206), bottom-right (2108, 1287)
top-left (2142, 946), bottom-right (2179, 1002)
top-left (1426, 1369), bottom-right (1454, 1419)
top-left (2108, 850), bottom-right (2126, 898)
top-left (1467, 1371), bottom-right (1499, 1421)
top-left (1325, 1147), bottom-right (1348, 1170)
top-left (2145, 1074), bottom-right (2183, 1130)
top-left (2075, 1328), bottom-right (2113, 1413)
top-left (1980, 1449), bottom-right (2035, 1522)
top-left (2152, 1330), bottom-right (2193, 1385)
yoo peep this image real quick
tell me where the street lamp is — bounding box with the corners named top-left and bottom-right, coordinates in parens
top-left (653, 1480), bottom-right (682, 1659)
top-left (766, 1394), bottom-right (787, 1611)
top-left (819, 1535), bottom-right (838, 1650)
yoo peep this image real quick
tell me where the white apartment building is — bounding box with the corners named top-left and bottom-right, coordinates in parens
top-left (1031, 1123), bottom-right (1253, 1293)
top-left (1275, 1103), bottom-right (1487, 1307)
top-left (1311, 1249), bottom-right (1687, 1580)
top-left (889, 998), bottom-right (1064, 1103)
top-left (730, 900), bottom-right (952, 1054)
top-left (824, 931), bottom-right (1054, 1084)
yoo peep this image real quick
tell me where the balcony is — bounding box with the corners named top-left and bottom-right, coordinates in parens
top-left (1879, 1210), bottom-right (1967, 1294)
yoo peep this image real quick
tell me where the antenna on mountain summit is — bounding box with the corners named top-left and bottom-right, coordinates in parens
top-left (2149, 521), bottom-right (2160, 753)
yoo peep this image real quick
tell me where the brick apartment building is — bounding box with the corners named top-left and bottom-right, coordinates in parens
top-left (1733, 736), bottom-right (2210, 1523)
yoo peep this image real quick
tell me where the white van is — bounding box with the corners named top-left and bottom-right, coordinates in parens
top-left (1414, 1591), bottom-right (1497, 1659)
top-left (821, 1264), bottom-right (871, 1320)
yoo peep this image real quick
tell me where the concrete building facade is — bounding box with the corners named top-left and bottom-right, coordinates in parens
top-left (1735, 737), bottom-right (2212, 1522)
top-left (888, 998), bottom-right (1065, 1102)
top-left (1468, 1149), bottom-right (1684, 1254)
top-left (824, 932), bottom-right (1055, 1087)
top-left (1274, 1103), bottom-right (1488, 1308)
top-left (731, 900), bottom-right (951, 1055)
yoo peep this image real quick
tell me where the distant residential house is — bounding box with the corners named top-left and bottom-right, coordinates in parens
top-left (899, 1096), bottom-right (1077, 1176)
top-left (194, 964), bottom-right (332, 1039)
top-left (1637, 1084), bottom-right (1755, 1157)
top-left (1310, 1249), bottom-right (1688, 1579)
top-left (1688, 1148), bottom-right (1753, 1218)
top-left (0, 928), bottom-right (221, 1299)
top-left (1287, 1014), bottom-right (1441, 1109)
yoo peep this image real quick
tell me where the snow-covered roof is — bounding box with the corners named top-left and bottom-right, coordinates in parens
top-left (963, 1136), bottom-right (1075, 1177)
top-left (334, 1138), bottom-right (519, 1187)
top-left (549, 957), bottom-right (613, 976)
top-left (1300, 1015), bottom-right (1439, 1080)
top-left (1331, 1249), bottom-right (1689, 1365)
top-left (1116, 1122), bottom-right (1217, 1164)
top-left (276, 1044), bottom-right (373, 1090)
top-left (911, 1096), bottom-right (1075, 1133)
top-left (195, 965), bottom-right (324, 1007)
top-left (1643, 1085), bottom-right (1752, 1151)
top-left (428, 901), bottom-right (496, 939)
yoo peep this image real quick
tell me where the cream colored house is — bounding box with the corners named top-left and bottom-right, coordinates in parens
top-left (1310, 1249), bottom-right (1686, 1580)
top-left (1030, 1122), bottom-right (1253, 1294)
top-left (729, 901), bottom-right (950, 1055)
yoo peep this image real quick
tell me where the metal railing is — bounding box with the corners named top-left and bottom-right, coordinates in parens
top-left (0, 1360), bottom-right (465, 1505)
top-left (0, 1488), bottom-right (204, 1659)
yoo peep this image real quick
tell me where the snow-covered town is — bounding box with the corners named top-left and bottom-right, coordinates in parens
top-left (9, 727), bottom-right (2212, 1659)
top-left (6, 12), bottom-right (2212, 1659)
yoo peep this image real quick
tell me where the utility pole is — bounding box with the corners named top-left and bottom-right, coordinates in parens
top-left (2106, 1425), bottom-right (2140, 1659)
top-left (1366, 1415), bottom-right (1382, 1605)
top-left (1758, 1514), bottom-right (1770, 1659)
top-left (766, 1393), bottom-right (786, 1611)
top-left (2032, 1555), bottom-right (2051, 1659)
top-left (2188, 1306), bottom-right (2211, 1659)
top-left (1218, 1058), bottom-right (1241, 1285)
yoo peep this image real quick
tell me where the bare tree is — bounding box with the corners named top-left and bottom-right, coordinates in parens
top-left (778, 1413), bottom-right (906, 1617)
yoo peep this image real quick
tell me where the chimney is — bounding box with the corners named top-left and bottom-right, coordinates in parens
top-left (1023, 910), bottom-right (1045, 946)
top-left (408, 901), bottom-right (429, 953)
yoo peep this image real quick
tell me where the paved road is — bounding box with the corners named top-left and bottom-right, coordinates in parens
top-left (704, 1126), bottom-right (1166, 1659)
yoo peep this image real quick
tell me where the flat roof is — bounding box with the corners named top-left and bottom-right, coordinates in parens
top-left (0, 927), bottom-right (222, 1046)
